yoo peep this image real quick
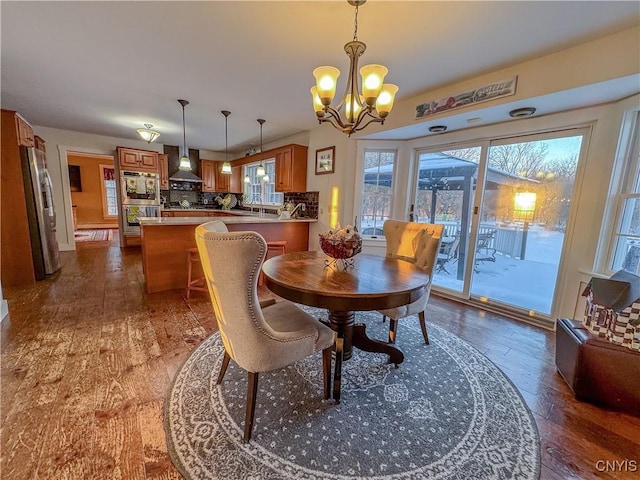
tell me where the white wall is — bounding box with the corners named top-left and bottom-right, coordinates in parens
top-left (34, 26), bottom-right (638, 322)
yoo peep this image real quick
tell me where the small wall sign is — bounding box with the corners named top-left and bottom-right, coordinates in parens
top-left (315, 146), bottom-right (335, 175)
top-left (415, 76), bottom-right (518, 118)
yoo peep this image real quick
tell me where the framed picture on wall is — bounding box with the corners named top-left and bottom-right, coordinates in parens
top-left (68, 165), bottom-right (82, 192)
top-left (315, 146), bottom-right (335, 175)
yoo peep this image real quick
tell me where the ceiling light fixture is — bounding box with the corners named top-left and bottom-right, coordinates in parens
top-left (221, 110), bottom-right (232, 175)
top-left (178, 99), bottom-right (191, 170)
top-left (429, 125), bottom-right (448, 133)
top-left (136, 123), bottom-right (160, 143)
top-left (509, 107), bottom-right (536, 118)
top-left (256, 119), bottom-right (266, 177)
top-left (310, 0), bottom-right (398, 137)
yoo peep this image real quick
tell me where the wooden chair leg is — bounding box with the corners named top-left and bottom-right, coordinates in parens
top-left (418, 311), bottom-right (430, 345)
top-left (243, 371), bottom-right (259, 443)
top-left (322, 347), bottom-right (332, 400)
top-left (388, 318), bottom-right (398, 344)
top-left (216, 351), bottom-right (231, 385)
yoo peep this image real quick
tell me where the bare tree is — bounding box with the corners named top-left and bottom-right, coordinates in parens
top-left (489, 143), bottom-right (549, 177)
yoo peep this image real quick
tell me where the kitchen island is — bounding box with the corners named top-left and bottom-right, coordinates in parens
top-left (139, 214), bottom-right (317, 294)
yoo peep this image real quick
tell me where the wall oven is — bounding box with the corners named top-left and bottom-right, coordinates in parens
top-left (120, 170), bottom-right (160, 235)
top-left (123, 205), bottom-right (160, 235)
top-left (121, 170), bottom-right (160, 204)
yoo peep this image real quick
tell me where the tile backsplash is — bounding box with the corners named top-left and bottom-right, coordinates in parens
top-left (161, 190), bottom-right (319, 219)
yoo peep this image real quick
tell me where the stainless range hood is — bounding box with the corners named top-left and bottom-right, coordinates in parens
top-left (169, 169), bottom-right (202, 183)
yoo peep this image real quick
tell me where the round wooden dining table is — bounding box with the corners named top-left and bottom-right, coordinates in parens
top-left (261, 251), bottom-right (431, 402)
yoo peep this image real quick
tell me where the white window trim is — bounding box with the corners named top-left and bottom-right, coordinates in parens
top-left (601, 108), bottom-right (640, 274)
top-left (99, 164), bottom-right (118, 219)
top-left (242, 158), bottom-right (283, 207)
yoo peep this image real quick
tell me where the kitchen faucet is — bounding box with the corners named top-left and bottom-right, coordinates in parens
top-left (290, 202), bottom-right (306, 218)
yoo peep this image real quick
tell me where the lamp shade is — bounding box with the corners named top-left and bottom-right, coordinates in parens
top-left (360, 64), bottom-right (387, 106)
top-left (313, 66), bottom-right (340, 105)
top-left (256, 164), bottom-right (266, 177)
top-left (179, 156), bottom-right (191, 170)
top-left (136, 124), bottom-right (160, 143)
top-left (375, 84), bottom-right (399, 118)
top-left (310, 87), bottom-right (325, 117)
top-left (345, 94), bottom-right (363, 123)
top-left (221, 162), bottom-right (232, 174)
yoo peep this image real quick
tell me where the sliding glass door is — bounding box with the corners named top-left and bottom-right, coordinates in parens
top-left (470, 133), bottom-right (583, 315)
top-left (414, 129), bottom-right (586, 318)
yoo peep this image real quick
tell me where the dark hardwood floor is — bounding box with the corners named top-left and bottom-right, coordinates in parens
top-left (1, 236), bottom-right (639, 479)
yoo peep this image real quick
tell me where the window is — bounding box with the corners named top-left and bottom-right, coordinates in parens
top-left (360, 150), bottom-right (396, 236)
top-left (610, 111), bottom-right (640, 274)
top-left (100, 164), bottom-right (117, 217)
top-left (243, 159), bottom-right (283, 206)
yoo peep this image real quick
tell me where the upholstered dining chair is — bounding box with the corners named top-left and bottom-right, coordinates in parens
top-left (378, 220), bottom-right (444, 345)
top-left (195, 224), bottom-right (334, 443)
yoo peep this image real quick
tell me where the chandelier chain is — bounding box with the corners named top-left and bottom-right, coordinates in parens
top-left (352, 4), bottom-right (359, 41)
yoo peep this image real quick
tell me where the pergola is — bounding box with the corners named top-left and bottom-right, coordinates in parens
top-left (364, 152), bottom-right (537, 279)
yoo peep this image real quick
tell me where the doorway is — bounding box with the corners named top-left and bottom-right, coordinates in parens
top-left (413, 128), bottom-right (586, 319)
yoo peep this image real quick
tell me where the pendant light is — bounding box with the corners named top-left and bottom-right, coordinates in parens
top-left (178, 99), bottom-right (191, 170)
top-left (220, 110), bottom-right (232, 175)
top-left (136, 123), bottom-right (160, 143)
top-left (256, 119), bottom-right (266, 177)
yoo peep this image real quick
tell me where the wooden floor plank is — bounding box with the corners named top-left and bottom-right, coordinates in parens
top-left (1, 238), bottom-right (638, 479)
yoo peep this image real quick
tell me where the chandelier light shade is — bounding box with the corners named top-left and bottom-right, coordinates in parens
top-left (178, 99), bottom-right (192, 170)
top-left (221, 110), bottom-right (232, 175)
top-left (136, 123), bottom-right (160, 143)
top-left (256, 119), bottom-right (266, 177)
top-left (310, 0), bottom-right (398, 136)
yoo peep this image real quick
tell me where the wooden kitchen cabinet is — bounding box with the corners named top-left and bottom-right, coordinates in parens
top-left (274, 144), bottom-right (307, 192)
top-left (16, 114), bottom-right (35, 147)
top-left (201, 160), bottom-right (217, 192)
top-left (159, 154), bottom-right (169, 189)
top-left (117, 147), bottom-right (159, 173)
top-left (201, 160), bottom-right (232, 192)
top-left (215, 164), bottom-right (231, 192)
top-left (1, 109), bottom-right (37, 285)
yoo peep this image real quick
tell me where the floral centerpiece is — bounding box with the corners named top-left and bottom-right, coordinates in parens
top-left (319, 224), bottom-right (362, 262)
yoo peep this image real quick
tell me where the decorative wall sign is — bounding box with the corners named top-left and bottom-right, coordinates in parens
top-left (415, 76), bottom-right (518, 118)
top-left (315, 146), bottom-right (335, 175)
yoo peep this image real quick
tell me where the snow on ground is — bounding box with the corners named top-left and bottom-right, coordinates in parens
top-left (433, 225), bottom-right (564, 314)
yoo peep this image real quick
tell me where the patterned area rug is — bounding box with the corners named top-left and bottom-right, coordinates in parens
top-left (74, 229), bottom-right (112, 243)
top-left (164, 307), bottom-right (540, 480)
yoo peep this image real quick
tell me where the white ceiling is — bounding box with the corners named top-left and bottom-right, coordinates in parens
top-left (2, 1), bottom-right (639, 153)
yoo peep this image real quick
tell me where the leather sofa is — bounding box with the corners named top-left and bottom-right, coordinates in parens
top-left (555, 318), bottom-right (640, 417)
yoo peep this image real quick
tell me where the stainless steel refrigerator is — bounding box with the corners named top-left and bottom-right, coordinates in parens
top-left (20, 146), bottom-right (60, 278)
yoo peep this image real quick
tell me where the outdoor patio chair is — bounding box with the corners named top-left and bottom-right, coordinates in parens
top-left (474, 229), bottom-right (497, 272)
top-left (436, 236), bottom-right (460, 274)
top-left (377, 220), bottom-right (443, 344)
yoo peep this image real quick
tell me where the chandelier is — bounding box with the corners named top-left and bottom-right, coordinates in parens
top-left (310, 0), bottom-right (398, 137)
top-left (136, 123), bottom-right (160, 143)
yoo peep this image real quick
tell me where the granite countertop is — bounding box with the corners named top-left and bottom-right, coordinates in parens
top-left (139, 215), bottom-right (317, 225)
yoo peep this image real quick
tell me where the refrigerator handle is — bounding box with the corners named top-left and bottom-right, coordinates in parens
top-left (43, 169), bottom-right (56, 225)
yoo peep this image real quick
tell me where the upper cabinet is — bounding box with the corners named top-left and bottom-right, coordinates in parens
top-left (273, 144), bottom-right (308, 192)
top-left (201, 160), bottom-right (233, 192)
top-left (117, 147), bottom-right (159, 173)
top-left (16, 114), bottom-right (34, 147)
top-left (215, 163), bottom-right (231, 193)
top-left (201, 160), bottom-right (217, 192)
top-left (159, 154), bottom-right (169, 189)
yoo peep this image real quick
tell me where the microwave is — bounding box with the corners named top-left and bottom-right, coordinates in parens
top-left (121, 170), bottom-right (160, 205)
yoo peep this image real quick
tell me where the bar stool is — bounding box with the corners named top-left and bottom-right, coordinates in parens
top-left (259, 240), bottom-right (287, 286)
top-left (185, 220), bottom-right (228, 299)
top-left (185, 248), bottom-right (208, 299)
